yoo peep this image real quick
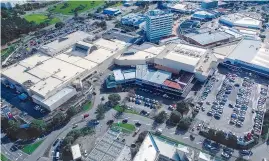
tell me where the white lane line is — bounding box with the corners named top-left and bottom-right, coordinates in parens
top-left (196, 141), bottom-right (203, 144)
top-left (15, 158), bottom-right (18, 161)
top-left (183, 137), bottom-right (189, 139)
top-left (146, 124), bottom-right (151, 126)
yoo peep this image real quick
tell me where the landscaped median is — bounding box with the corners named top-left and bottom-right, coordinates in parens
top-left (113, 105), bottom-right (139, 115)
top-left (111, 123), bottom-right (136, 133)
top-left (83, 101), bottom-right (92, 111)
top-left (22, 139), bottom-right (44, 155)
top-left (1, 153), bottom-right (10, 161)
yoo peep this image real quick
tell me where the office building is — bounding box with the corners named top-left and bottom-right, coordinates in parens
top-left (145, 10), bottom-right (173, 43)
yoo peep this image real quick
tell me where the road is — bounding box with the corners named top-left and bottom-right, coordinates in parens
top-left (1, 135), bottom-right (29, 161)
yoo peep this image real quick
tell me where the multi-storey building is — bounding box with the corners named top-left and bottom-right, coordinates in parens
top-left (145, 10), bottom-right (173, 43)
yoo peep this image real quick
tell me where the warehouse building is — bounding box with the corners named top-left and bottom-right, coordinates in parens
top-left (121, 13), bottom-right (146, 28)
top-left (1, 32), bottom-right (127, 111)
top-left (201, 0), bottom-right (218, 9)
top-left (103, 8), bottom-right (121, 16)
top-left (166, 2), bottom-right (199, 14)
top-left (191, 10), bottom-right (219, 21)
top-left (219, 13), bottom-right (262, 30)
top-left (182, 30), bottom-right (234, 47)
top-left (213, 38), bottom-right (269, 76)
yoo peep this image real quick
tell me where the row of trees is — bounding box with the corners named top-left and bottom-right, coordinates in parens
top-left (154, 98), bottom-right (193, 130)
top-left (1, 106), bottom-right (79, 141)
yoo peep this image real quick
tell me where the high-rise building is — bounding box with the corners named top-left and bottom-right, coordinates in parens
top-left (145, 10), bottom-right (173, 42)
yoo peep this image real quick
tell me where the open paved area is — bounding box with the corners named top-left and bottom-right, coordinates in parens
top-left (86, 129), bottom-right (127, 161)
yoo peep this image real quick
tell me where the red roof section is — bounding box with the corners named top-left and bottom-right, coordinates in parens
top-left (163, 80), bottom-right (182, 90)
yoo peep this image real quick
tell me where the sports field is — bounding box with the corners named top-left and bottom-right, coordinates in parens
top-left (49, 1), bottom-right (104, 15)
top-left (24, 14), bottom-right (60, 25)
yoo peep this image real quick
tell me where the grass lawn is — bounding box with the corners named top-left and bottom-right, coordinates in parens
top-left (83, 101), bottom-right (92, 111)
top-left (113, 105), bottom-right (139, 115)
top-left (24, 14), bottom-right (60, 25)
top-left (22, 139), bottom-right (44, 154)
top-left (1, 154), bottom-right (9, 161)
top-left (49, 1), bottom-right (104, 15)
top-left (112, 123), bottom-right (136, 132)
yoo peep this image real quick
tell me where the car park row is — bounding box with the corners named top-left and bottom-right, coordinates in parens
top-left (229, 76), bottom-right (254, 128)
top-left (253, 87), bottom-right (268, 135)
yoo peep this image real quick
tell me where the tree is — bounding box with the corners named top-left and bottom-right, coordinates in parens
top-left (177, 117), bottom-right (192, 130)
top-left (55, 22), bottom-right (65, 28)
top-left (128, 89), bottom-right (136, 97)
top-left (108, 93), bottom-right (121, 106)
top-left (154, 111), bottom-right (168, 124)
top-left (216, 130), bottom-right (226, 141)
top-left (96, 104), bottom-right (105, 120)
top-left (66, 106), bottom-right (77, 118)
top-left (169, 111), bottom-right (182, 124)
top-left (176, 98), bottom-right (192, 114)
top-left (74, 10), bottom-right (78, 18)
top-left (208, 128), bottom-right (217, 138)
top-left (30, 119), bottom-right (47, 133)
top-left (52, 112), bottom-right (66, 125)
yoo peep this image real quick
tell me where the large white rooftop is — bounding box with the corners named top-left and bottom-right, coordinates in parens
top-left (2, 34), bottom-right (127, 102)
top-left (40, 31), bottom-right (90, 56)
top-left (133, 134), bottom-right (158, 161)
top-left (71, 144), bottom-right (82, 160)
top-left (164, 43), bottom-right (207, 66)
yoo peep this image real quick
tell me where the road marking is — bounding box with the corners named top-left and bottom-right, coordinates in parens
top-left (18, 153), bottom-right (22, 156)
top-left (15, 158), bottom-right (18, 160)
top-left (183, 137), bottom-right (189, 139)
top-left (146, 124), bottom-right (151, 126)
top-left (169, 132), bottom-right (175, 135)
top-left (196, 141), bottom-right (203, 144)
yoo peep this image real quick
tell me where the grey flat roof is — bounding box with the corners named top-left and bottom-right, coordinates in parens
top-left (227, 39), bottom-right (261, 63)
top-left (186, 31), bottom-right (233, 46)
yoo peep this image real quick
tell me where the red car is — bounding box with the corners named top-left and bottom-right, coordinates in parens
top-left (83, 114), bottom-right (89, 118)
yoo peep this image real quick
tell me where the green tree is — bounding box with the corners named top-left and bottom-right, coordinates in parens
top-left (208, 128), bottom-right (217, 137)
top-left (66, 106), bottom-right (77, 118)
top-left (169, 111), bottom-right (182, 124)
top-left (154, 111), bottom-right (168, 124)
top-left (96, 104), bottom-right (105, 120)
top-left (55, 22), bottom-right (65, 28)
top-left (52, 112), bottom-right (66, 125)
top-left (177, 117), bottom-right (192, 130)
top-left (216, 130), bottom-right (226, 140)
top-left (30, 119), bottom-right (47, 133)
top-left (176, 98), bottom-right (192, 114)
top-left (108, 93), bottom-right (121, 107)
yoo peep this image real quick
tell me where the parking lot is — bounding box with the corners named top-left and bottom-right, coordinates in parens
top-left (1, 85), bottom-right (48, 120)
top-left (124, 87), bottom-right (182, 117)
top-left (195, 68), bottom-right (268, 136)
